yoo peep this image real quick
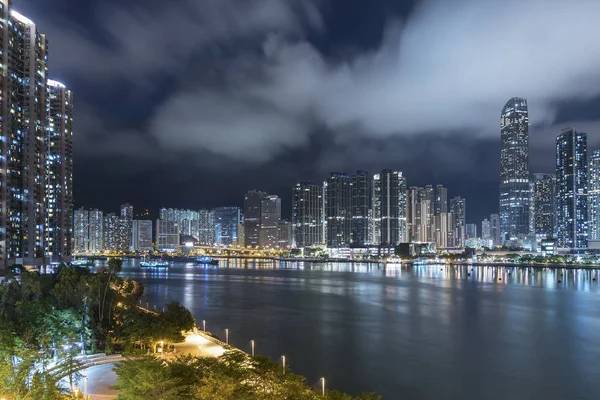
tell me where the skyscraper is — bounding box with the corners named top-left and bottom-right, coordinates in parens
top-left (0, 8), bottom-right (49, 266)
top-left (374, 170), bottom-right (407, 246)
top-left (371, 174), bottom-right (382, 245)
top-left (156, 220), bottom-right (179, 252)
top-left (119, 203), bottom-right (134, 252)
top-left (198, 209), bottom-right (215, 245)
top-left (450, 197), bottom-right (466, 247)
top-left (132, 220), bottom-right (153, 252)
top-left (532, 173), bottom-right (555, 239)
top-left (588, 151), bottom-right (600, 241)
top-left (325, 173), bottom-right (352, 248)
top-left (88, 210), bottom-right (104, 254)
top-left (214, 207), bottom-right (241, 246)
top-left (434, 185), bottom-right (448, 216)
top-left (260, 195), bottom-right (281, 249)
top-left (481, 219), bottom-right (491, 241)
top-left (292, 182), bottom-right (323, 247)
top-left (490, 214), bottom-right (501, 247)
top-left (500, 97), bottom-right (530, 244)
top-left (103, 213), bottom-right (119, 252)
top-left (45, 80), bottom-right (73, 262)
top-left (278, 220), bottom-right (292, 250)
top-left (74, 208), bottom-right (89, 254)
top-left (244, 190), bottom-right (266, 248)
top-left (556, 128), bottom-right (588, 250)
top-left (465, 224), bottom-right (477, 239)
top-left (351, 171), bottom-right (370, 246)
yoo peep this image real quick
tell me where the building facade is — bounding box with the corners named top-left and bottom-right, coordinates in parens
top-left (88, 210), bottom-right (104, 254)
top-left (292, 182), bottom-right (323, 247)
top-left (214, 207), bottom-right (240, 246)
top-left (325, 173), bottom-right (352, 248)
top-left (351, 171), bottom-right (370, 246)
top-left (490, 214), bottom-right (501, 247)
top-left (374, 170), bottom-right (407, 246)
top-left (132, 220), bottom-right (153, 252)
top-left (450, 197), bottom-right (466, 248)
top-left (500, 97), bottom-right (530, 244)
top-left (45, 80), bottom-right (73, 262)
top-left (532, 173), bottom-right (555, 239)
top-left (198, 209), bottom-right (215, 245)
top-left (244, 190), bottom-right (266, 248)
top-left (156, 219), bottom-right (179, 252)
top-left (73, 208), bottom-right (89, 254)
top-left (556, 128), bottom-right (588, 250)
top-left (260, 195), bottom-right (281, 249)
top-left (588, 151), bottom-right (600, 241)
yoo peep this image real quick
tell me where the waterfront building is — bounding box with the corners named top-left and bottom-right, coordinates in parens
top-left (119, 203), bottom-right (133, 252)
top-left (74, 208), bottom-right (89, 254)
top-left (88, 210), bottom-right (104, 254)
top-left (482, 219), bottom-right (491, 241)
top-left (450, 197), bottom-right (466, 247)
top-left (500, 97), bottom-right (531, 244)
top-left (371, 174), bottom-right (383, 245)
top-left (374, 169), bottom-right (407, 246)
top-left (45, 80), bottom-right (74, 262)
top-left (0, 8), bottom-right (48, 266)
top-left (103, 213), bottom-right (119, 252)
top-left (278, 220), bottom-right (292, 250)
top-left (532, 173), bottom-right (556, 239)
top-left (260, 195), bottom-right (281, 249)
top-left (588, 151), bottom-right (600, 241)
top-left (198, 209), bottom-right (215, 245)
top-left (466, 223), bottom-right (477, 240)
top-left (434, 185), bottom-right (448, 216)
top-left (556, 128), bottom-right (588, 250)
top-left (326, 173), bottom-right (352, 248)
top-left (406, 187), bottom-right (419, 242)
top-left (132, 220), bottom-right (153, 252)
top-left (244, 190), bottom-right (266, 248)
top-left (292, 182), bottom-right (324, 247)
top-left (434, 212), bottom-right (454, 248)
top-left (156, 219), bottom-right (179, 252)
top-left (351, 171), bottom-right (370, 246)
top-left (490, 214), bottom-right (501, 247)
top-left (214, 207), bottom-right (241, 246)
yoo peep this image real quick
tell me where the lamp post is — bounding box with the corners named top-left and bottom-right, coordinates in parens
top-left (202, 320), bottom-right (206, 332)
top-left (225, 329), bottom-right (229, 344)
top-left (321, 377), bottom-right (325, 396)
top-left (281, 355), bottom-right (286, 374)
top-left (250, 340), bottom-right (255, 357)
top-left (84, 376), bottom-right (88, 398)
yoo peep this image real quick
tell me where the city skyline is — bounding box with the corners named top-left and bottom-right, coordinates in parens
top-left (14, 0), bottom-right (600, 227)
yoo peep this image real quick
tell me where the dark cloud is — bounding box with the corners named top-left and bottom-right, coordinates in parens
top-left (16, 0), bottom-right (600, 224)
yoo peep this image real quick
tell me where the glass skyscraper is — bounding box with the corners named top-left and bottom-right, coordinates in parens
top-left (214, 207), bottom-right (241, 247)
top-left (292, 182), bottom-right (323, 247)
top-left (500, 97), bottom-right (530, 244)
top-left (556, 128), bottom-right (588, 250)
top-left (373, 169), bottom-right (407, 246)
top-left (325, 173), bottom-right (352, 248)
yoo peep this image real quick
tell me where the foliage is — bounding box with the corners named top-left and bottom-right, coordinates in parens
top-left (114, 352), bottom-right (380, 400)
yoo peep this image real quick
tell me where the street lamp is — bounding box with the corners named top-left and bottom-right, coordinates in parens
top-left (250, 340), bottom-right (255, 357)
top-left (281, 355), bottom-right (286, 374)
top-left (225, 329), bottom-right (229, 344)
top-left (321, 377), bottom-right (325, 396)
top-left (202, 320), bottom-right (206, 332)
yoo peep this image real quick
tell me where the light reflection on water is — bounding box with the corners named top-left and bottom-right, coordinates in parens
top-left (108, 259), bottom-right (600, 400)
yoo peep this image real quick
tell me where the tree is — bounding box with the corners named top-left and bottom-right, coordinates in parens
top-left (101, 258), bottom-right (123, 322)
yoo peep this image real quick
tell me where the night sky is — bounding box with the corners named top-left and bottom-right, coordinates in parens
top-left (18, 0), bottom-right (600, 224)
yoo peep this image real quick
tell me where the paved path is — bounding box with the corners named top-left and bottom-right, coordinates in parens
top-left (173, 332), bottom-right (227, 358)
top-left (78, 363), bottom-right (119, 400)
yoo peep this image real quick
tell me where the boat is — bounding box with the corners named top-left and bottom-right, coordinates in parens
top-left (197, 256), bottom-right (219, 266)
top-left (72, 259), bottom-right (93, 267)
top-left (140, 261), bottom-right (170, 269)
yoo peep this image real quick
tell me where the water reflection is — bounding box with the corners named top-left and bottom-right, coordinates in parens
top-left (108, 258), bottom-right (600, 400)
